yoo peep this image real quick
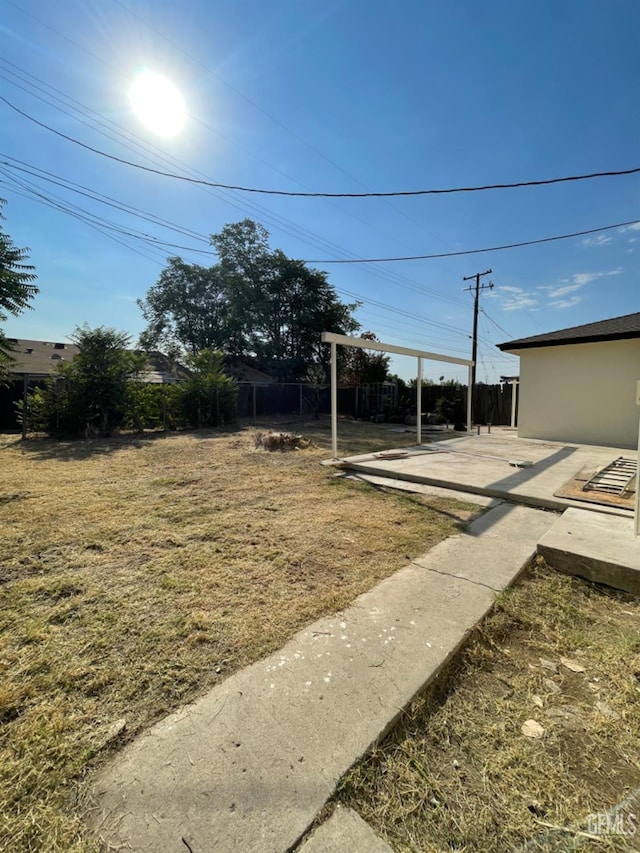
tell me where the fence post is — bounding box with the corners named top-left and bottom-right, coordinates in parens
top-left (416, 357), bottom-right (422, 445)
top-left (162, 383), bottom-right (167, 430)
top-left (21, 373), bottom-right (29, 440)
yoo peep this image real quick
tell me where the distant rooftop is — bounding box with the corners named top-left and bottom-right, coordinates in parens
top-left (4, 339), bottom-right (80, 377)
top-left (4, 339), bottom-right (189, 383)
top-left (497, 312), bottom-right (640, 351)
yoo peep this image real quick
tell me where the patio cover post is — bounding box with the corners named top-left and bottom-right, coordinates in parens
top-left (331, 341), bottom-right (338, 459)
top-left (635, 384), bottom-right (640, 536)
top-left (321, 332), bottom-right (473, 456)
top-left (416, 357), bottom-right (422, 445)
top-left (467, 364), bottom-right (473, 433)
top-left (635, 423), bottom-right (639, 536)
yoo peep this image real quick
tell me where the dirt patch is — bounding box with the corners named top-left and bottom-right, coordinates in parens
top-left (338, 560), bottom-right (640, 852)
top-left (0, 417), bottom-right (475, 851)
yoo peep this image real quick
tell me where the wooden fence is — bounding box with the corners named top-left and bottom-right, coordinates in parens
top-left (236, 382), bottom-right (516, 425)
top-left (0, 379), bottom-right (517, 432)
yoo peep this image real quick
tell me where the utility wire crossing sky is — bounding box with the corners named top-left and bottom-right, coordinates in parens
top-left (1, 0), bottom-right (638, 383)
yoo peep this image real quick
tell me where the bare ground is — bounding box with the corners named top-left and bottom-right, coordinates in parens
top-left (0, 418), bottom-right (475, 852)
top-left (338, 559), bottom-right (640, 852)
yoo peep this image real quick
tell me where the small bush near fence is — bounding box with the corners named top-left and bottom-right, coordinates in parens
top-left (20, 377), bottom-right (236, 437)
top-left (13, 379), bottom-right (514, 436)
top-left (17, 348), bottom-right (237, 437)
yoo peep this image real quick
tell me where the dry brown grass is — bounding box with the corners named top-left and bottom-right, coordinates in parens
top-left (338, 560), bottom-right (640, 852)
top-left (0, 417), bottom-right (475, 852)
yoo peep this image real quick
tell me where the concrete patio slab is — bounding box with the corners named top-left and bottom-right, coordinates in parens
top-left (537, 508), bottom-right (640, 596)
top-left (89, 503), bottom-right (555, 853)
top-left (338, 432), bottom-right (635, 517)
top-left (297, 806), bottom-right (393, 853)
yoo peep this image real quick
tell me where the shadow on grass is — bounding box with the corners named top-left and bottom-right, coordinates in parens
top-left (343, 472), bottom-right (474, 528)
top-left (11, 425), bottom-right (244, 462)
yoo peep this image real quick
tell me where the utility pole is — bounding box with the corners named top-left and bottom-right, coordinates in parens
top-left (463, 269), bottom-right (493, 422)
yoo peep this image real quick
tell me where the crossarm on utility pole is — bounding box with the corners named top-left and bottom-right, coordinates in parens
top-left (462, 270), bottom-right (493, 424)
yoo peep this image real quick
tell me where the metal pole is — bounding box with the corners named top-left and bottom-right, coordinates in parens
top-left (22, 373), bottom-right (28, 440)
top-left (416, 357), bottom-right (422, 445)
top-left (466, 365), bottom-right (473, 433)
top-left (331, 342), bottom-right (338, 459)
top-left (511, 380), bottom-right (518, 428)
top-left (299, 383), bottom-right (303, 416)
top-left (252, 383), bottom-right (256, 419)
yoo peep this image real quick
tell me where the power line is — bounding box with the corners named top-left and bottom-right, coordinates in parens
top-left (1, 165), bottom-right (477, 345)
top-left (0, 70), bottom-right (466, 307)
top-left (302, 219), bottom-right (639, 263)
top-left (1, 167), bottom-right (478, 348)
top-left (0, 155), bottom-right (467, 311)
top-left (0, 67), bottom-right (472, 307)
top-left (2, 95), bottom-right (638, 199)
top-left (1, 158), bottom-right (212, 244)
top-left (0, 177), bottom-right (167, 267)
top-left (0, 58), bottom-right (468, 292)
top-left (0, 10), bottom-right (471, 283)
top-left (480, 308), bottom-right (514, 340)
top-left (0, 169), bottom-right (204, 265)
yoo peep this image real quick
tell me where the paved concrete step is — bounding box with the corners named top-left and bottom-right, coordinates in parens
top-left (90, 503), bottom-right (555, 853)
top-left (537, 507), bottom-right (640, 596)
top-left (297, 807), bottom-right (393, 853)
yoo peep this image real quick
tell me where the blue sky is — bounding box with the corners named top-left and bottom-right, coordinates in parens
top-left (1, 0), bottom-right (638, 383)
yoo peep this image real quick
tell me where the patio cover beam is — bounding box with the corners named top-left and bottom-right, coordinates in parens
top-left (321, 332), bottom-right (473, 367)
top-left (321, 332), bottom-right (474, 459)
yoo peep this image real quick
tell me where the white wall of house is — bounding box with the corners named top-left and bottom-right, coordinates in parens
top-left (511, 339), bottom-right (640, 448)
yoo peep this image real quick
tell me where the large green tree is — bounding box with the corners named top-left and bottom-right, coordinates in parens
top-left (340, 332), bottom-right (391, 385)
top-left (138, 219), bottom-right (360, 381)
top-left (137, 258), bottom-right (232, 358)
top-left (0, 200), bottom-right (38, 377)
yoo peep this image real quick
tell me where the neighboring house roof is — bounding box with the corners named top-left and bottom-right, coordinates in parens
top-left (497, 312), bottom-right (640, 351)
top-left (136, 351), bottom-right (191, 384)
top-left (4, 338), bottom-right (80, 377)
top-left (225, 359), bottom-right (275, 384)
top-left (4, 339), bottom-right (189, 383)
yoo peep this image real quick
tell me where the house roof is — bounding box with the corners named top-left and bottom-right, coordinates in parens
top-left (225, 358), bottom-right (275, 384)
top-left (4, 339), bottom-right (189, 383)
top-left (497, 312), bottom-right (640, 352)
top-left (137, 351), bottom-right (191, 384)
top-left (4, 338), bottom-right (80, 377)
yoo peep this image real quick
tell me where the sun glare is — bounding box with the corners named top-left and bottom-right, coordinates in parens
top-left (129, 71), bottom-right (186, 137)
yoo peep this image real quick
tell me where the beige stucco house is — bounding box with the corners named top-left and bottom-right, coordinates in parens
top-left (497, 312), bottom-right (640, 448)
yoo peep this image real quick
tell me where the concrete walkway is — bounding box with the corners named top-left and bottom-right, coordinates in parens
top-left (90, 501), bottom-right (555, 852)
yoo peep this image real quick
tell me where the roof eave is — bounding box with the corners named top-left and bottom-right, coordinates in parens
top-left (497, 331), bottom-right (640, 352)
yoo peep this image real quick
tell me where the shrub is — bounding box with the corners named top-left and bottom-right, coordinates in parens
top-left (180, 349), bottom-right (237, 428)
